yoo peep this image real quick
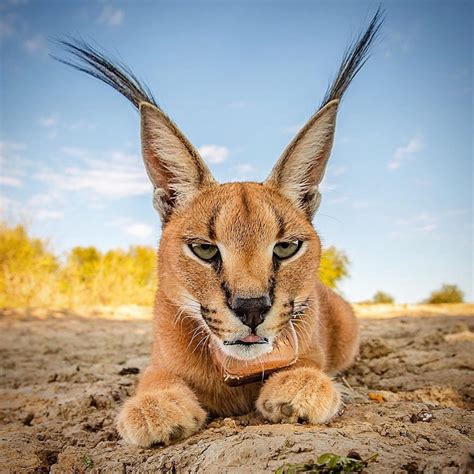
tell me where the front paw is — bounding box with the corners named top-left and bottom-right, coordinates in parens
top-left (116, 385), bottom-right (207, 447)
top-left (256, 367), bottom-right (340, 424)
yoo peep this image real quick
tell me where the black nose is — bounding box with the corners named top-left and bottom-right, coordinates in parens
top-left (230, 295), bottom-right (272, 331)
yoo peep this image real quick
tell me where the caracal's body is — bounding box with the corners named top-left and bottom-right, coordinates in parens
top-left (57, 10), bottom-right (382, 447)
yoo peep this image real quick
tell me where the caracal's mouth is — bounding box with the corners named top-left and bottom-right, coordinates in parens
top-left (224, 334), bottom-right (269, 346)
top-left (217, 333), bottom-right (274, 361)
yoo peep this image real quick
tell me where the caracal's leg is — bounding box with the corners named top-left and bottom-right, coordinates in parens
top-left (256, 366), bottom-right (340, 424)
top-left (117, 367), bottom-right (207, 447)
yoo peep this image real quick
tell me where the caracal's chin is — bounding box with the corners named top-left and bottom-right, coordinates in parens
top-left (213, 335), bottom-right (275, 361)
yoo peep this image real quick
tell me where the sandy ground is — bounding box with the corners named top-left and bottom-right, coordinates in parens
top-left (1, 304), bottom-right (473, 473)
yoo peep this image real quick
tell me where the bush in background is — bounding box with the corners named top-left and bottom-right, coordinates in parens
top-left (371, 290), bottom-right (395, 304)
top-left (318, 246), bottom-right (349, 289)
top-left (424, 283), bottom-right (464, 304)
top-left (358, 290), bottom-right (394, 304)
top-left (60, 245), bottom-right (157, 306)
top-left (0, 223), bottom-right (157, 307)
top-left (0, 223), bottom-right (59, 307)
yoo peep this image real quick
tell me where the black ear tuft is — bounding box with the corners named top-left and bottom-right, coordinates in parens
top-left (51, 37), bottom-right (158, 110)
top-left (319, 7), bottom-right (384, 110)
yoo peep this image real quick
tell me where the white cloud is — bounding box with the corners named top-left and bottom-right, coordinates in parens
top-left (0, 194), bottom-right (32, 222)
top-left (0, 140), bottom-right (27, 187)
top-left (98, 5), bottom-right (124, 26)
top-left (39, 115), bottom-right (58, 128)
top-left (35, 148), bottom-right (151, 199)
top-left (0, 13), bottom-right (16, 40)
top-left (2, 190), bottom-right (64, 221)
top-left (36, 209), bottom-right (63, 220)
top-left (397, 213), bottom-right (438, 233)
top-left (35, 165), bottom-right (148, 199)
top-left (23, 34), bottom-right (48, 57)
top-left (0, 175), bottom-right (21, 187)
top-left (198, 144), bottom-right (229, 164)
top-left (388, 136), bottom-right (425, 170)
top-left (127, 222), bottom-right (153, 239)
top-left (0, 195), bottom-right (20, 215)
top-left (319, 181), bottom-right (339, 193)
top-left (37, 117), bottom-right (96, 139)
top-left (392, 209), bottom-right (470, 237)
top-left (39, 115), bottom-right (59, 139)
top-left (0, 140), bottom-right (26, 153)
top-left (233, 163), bottom-right (257, 180)
top-left (28, 190), bottom-right (63, 207)
top-left (445, 209), bottom-right (470, 217)
top-left (0, 5), bottom-right (29, 41)
top-left (111, 218), bottom-right (155, 240)
top-left (331, 165), bottom-right (348, 177)
top-left (382, 28), bottom-right (416, 59)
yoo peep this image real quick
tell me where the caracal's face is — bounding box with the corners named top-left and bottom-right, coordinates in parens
top-left (159, 182), bottom-right (321, 361)
top-left (57, 14), bottom-right (380, 365)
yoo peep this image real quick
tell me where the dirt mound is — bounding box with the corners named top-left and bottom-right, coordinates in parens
top-left (1, 306), bottom-right (473, 473)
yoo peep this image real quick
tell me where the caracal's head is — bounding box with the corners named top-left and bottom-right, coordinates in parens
top-left (57, 11), bottom-right (382, 360)
top-left (140, 99), bottom-right (337, 360)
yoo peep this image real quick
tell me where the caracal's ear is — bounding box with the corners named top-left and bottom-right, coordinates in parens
top-left (52, 39), bottom-right (216, 223)
top-left (140, 102), bottom-right (216, 221)
top-left (264, 99), bottom-right (339, 218)
top-left (264, 8), bottom-right (383, 218)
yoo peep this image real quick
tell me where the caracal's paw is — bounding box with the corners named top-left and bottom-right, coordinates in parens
top-left (256, 367), bottom-right (341, 424)
top-left (116, 386), bottom-right (207, 447)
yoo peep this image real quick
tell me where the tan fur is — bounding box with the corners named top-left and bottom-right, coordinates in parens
top-left (256, 367), bottom-right (341, 424)
top-left (117, 182), bottom-right (359, 447)
top-left (265, 101), bottom-right (339, 216)
top-left (117, 372), bottom-right (206, 446)
top-left (56, 22), bottom-right (379, 449)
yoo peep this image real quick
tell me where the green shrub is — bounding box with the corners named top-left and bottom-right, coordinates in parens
top-left (424, 284), bottom-right (464, 304)
top-left (371, 290), bottom-right (394, 304)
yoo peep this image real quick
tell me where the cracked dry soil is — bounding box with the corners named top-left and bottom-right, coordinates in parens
top-left (0, 305), bottom-right (473, 473)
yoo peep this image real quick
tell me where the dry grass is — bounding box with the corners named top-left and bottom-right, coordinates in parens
top-left (354, 303), bottom-right (474, 319)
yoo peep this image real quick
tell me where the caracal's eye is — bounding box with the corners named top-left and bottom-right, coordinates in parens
top-left (273, 240), bottom-right (302, 259)
top-left (189, 243), bottom-right (219, 261)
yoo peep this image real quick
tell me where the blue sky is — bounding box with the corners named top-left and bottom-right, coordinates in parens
top-left (0, 0), bottom-right (472, 303)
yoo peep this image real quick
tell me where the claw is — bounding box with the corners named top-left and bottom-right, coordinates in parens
top-left (263, 400), bottom-right (273, 412)
top-left (169, 424), bottom-right (184, 441)
top-left (280, 403), bottom-right (294, 417)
